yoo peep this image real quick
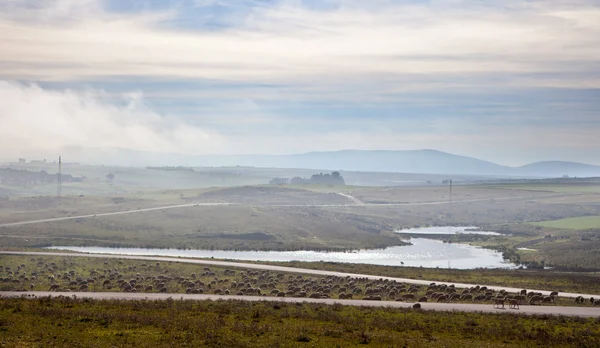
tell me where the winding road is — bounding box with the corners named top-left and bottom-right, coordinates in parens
top-left (0, 194), bottom-right (546, 229)
top-left (1, 291), bottom-right (598, 318)
top-left (0, 203), bottom-right (232, 228)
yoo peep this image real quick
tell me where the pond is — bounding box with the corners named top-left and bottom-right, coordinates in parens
top-left (395, 226), bottom-right (501, 236)
top-left (47, 238), bottom-right (516, 269)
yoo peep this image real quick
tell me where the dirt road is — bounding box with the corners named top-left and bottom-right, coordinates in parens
top-left (1, 291), bottom-right (597, 317)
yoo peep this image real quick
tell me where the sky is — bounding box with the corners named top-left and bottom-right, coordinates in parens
top-left (1, 0), bottom-right (599, 166)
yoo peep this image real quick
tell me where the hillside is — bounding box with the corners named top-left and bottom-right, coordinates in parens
top-left (12, 147), bottom-right (600, 178)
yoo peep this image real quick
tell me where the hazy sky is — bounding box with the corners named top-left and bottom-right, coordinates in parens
top-left (1, 0), bottom-right (599, 166)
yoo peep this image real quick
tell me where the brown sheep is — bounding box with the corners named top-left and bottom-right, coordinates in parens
top-left (508, 299), bottom-right (520, 309)
top-left (529, 295), bottom-right (542, 305)
top-left (493, 299), bottom-right (504, 309)
top-left (437, 295), bottom-right (448, 303)
top-left (412, 303), bottom-right (421, 309)
top-left (418, 297), bottom-right (428, 302)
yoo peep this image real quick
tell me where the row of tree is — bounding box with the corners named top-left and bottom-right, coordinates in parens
top-left (269, 172), bottom-right (345, 185)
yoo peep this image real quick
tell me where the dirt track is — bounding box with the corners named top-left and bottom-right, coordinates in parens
top-left (2, 291), bottom-right (598, 318)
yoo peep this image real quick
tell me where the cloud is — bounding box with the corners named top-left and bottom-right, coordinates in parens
top-left (0, 80), bottom-right (598, 165)
top-left (1, 1), bottom-right (599, 165)
top-left (1, 0), bottom-right (599, 93)
top-left (0, 81), bottom-right (221, 160)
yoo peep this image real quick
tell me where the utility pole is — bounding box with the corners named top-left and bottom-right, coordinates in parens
top-left (57, 156), bottom-right (62, 198)
top-left (449, 179), bottom-right (453, 205)
top-left (448, 178), bottom-right (453, 269)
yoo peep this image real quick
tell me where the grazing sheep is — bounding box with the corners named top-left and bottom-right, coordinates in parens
top-left (508, 299), bottom-right (520, 309)
top-left (437, 295), bottom-right (447, 303)
top-left (529, 295), bottom-right (542, 305)
top-left (418, 297), bottom-right (428, 302)
top-left (542, 296), bottom-right (554, 304)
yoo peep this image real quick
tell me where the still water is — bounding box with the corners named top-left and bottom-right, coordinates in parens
top-left (48, 238), bottom-right (515, 269)
top-left (396, 226), bottom-right (501, 236)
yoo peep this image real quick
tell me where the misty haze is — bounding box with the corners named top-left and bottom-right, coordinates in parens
top-left (1, 1), bottom-right (600, 347)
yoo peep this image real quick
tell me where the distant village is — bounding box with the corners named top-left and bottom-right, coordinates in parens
top-left (0, 158), bottom-right (85, 186)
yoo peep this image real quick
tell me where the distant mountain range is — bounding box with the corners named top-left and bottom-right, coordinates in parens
top-left (41, 147), bottom-right (600, 178)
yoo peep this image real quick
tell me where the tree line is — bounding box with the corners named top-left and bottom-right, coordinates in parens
top-left (269, 172), bottom-right (345, 185)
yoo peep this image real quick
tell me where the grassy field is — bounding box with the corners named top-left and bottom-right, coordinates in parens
top-left (531, 216), bottom-right (600, 230)
top-left (483, 184), bottom-right (600, 194)
top-left (2, 297), bottom-right (600, 347)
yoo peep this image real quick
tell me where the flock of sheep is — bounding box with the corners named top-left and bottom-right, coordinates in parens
top-left (0, 257), bottom-right (596, 308)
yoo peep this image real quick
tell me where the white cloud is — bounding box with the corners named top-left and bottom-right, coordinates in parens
top-left (0, 81), bottom-right (597, 165)
top-left (0, 0), bottom-right (599, 92)
top-left (0, 81), bottom-right (221, 160)
top-left (1, 1), bottom-right (599, 165)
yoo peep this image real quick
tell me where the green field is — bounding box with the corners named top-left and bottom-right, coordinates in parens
top-left (485, 184), bottom-right (600, 194)
top-left (532, 216), bottom-right (600, 230)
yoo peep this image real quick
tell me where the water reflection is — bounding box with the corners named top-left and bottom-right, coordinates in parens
top-left (396, 226), bottom-right (501, 236)
top-left (48, 238), bottom-right (515, 269)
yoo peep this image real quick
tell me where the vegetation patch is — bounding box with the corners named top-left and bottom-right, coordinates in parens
top-left (531, 216), bottom-right (600, 230)
top-left (1, 297), bottom-right (600, 347)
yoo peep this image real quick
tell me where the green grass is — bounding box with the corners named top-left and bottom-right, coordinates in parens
top-left (484, 184), bottom-right (600, 194)
top-left (532, 216), bottom-right (600, 230)
top-left (2, 297), bottom-right (600, 347)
